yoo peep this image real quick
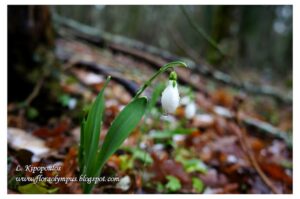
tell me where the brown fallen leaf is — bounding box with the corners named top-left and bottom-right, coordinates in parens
top-left (211, 89), bottom-right (234, 108)
top-left (260, 163), bottom-right (292, 186)
top-left (33, 120), bottom-right (70, 138)
top-left (57, 146), bottom-right (81, 194)
top-left (150, 152), bottom-right (190, 184)
top-left (199, 168), bottom-right (228, 188)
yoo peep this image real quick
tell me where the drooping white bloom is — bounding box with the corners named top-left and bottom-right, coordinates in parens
top-left (161, 80), bottom-right (180, 114)
top-left (185, 102), bottom-right (197, 119)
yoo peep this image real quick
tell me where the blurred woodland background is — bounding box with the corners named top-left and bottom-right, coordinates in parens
top-left (8, 5), bottom-right (292, 194)
top-left (54, 5), bottom-right (292, 84)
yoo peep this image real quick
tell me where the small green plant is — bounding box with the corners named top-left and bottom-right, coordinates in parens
top-left (165, 175), bottom-right (182, 192)
top-left (192, 177), bottom-right (204, 193)
top-left (79, 61), bottom-right (187, 193)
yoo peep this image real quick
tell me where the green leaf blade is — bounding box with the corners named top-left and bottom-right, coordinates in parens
top-left (18, 183), bottom-right (58, 194)
top-left (165, 175), bottom-right (182, 192)
top-left (85, 77), bottom-right (110, 172)
top-left (79, 120), bottom-right (86, 174)
top-left (96, 97), bottom-right (148, 173)
top-left (192, 177), bottom-right (204, 193)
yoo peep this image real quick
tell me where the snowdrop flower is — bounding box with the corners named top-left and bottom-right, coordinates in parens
top-left (161, 71), bottom-right (180, 114)
top-left (185, 102), bottom-right (197, 119)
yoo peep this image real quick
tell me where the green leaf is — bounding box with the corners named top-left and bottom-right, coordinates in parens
top-left (185, 159), bottom-right (208, 173)
top-left (8, 174), bottom-right (22, 191)
top-left (119, 154), bottom-right (134, 171)
top-left (192, 177), bottom-right (204, 193)
top-left (149, 128), bottom-right (196, 139)
top-left (26, 107), bottom-right (39, 119)
top-left (176, 157), bottom-right (207, 173)
top-left (122, 147), bottom-right (153, 165)
top-left (79, 76), bottom-right (111, 193)
top-left (132, 149), bottom-right (153, 165)
top-left (156, 182), bottom-right (164, 192)
top-left (175, 148), bottom-right (207, 174)
top-left (97, 97), bottom-right (147, 169)
top-left (79, 120), bottom-right (86, 174)
top-left (82, 97), bottom-right (147, 193)
top-left (18, 183), bottom-right (58, 194)
top-left (165, 175), bottom-right (181, 192)
top-left (58, 94), bottom-right (71, 107)
top-left (83, 77), bottom-right (110, 174)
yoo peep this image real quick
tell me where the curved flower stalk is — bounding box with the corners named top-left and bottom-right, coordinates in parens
top-left (133, 61), bottom-right (187, 99)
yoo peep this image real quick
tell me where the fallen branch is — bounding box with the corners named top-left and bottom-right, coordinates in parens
top-left (59, 57), bottom-right (140, 97)
top-left (211, 105), bottom-right (292, 148)
top-left (229, 122), bottom-right (280, 194)
top-left (242, 116), bottom-right (292, 148)
top-left (52, 13), bottom-right (292, 104)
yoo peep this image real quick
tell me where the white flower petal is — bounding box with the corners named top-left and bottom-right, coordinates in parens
top-left (161, 80), bottom-right (180, 114)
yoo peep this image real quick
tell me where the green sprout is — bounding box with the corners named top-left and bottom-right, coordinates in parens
top-left (79, 61), bottom-right (187, 193)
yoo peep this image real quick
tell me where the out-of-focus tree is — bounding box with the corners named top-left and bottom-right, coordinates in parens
top-left (8, 6), bottom-right (54, 101)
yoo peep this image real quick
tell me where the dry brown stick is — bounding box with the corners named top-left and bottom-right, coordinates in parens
top-left (11, 73), bottom-right (46, 128)
top-left (24, 77), bottom-right (45, 106)
top-left (229, 122), bottom-right (280, 194)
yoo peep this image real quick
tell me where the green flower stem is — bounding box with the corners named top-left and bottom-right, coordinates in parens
top-left (133, 61), bottom-right (187, 100)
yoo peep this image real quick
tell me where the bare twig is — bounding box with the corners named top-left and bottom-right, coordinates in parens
top-left (229, 122), bottom-right (280, 194)
top-left (242, 116), bottom-right (292, 148)
top-left (179, 5), bottom-right (226, 57)
top-left (24, 76), bottom-right (45, 106)
top-left (12, 71), bottom-right (46, 128)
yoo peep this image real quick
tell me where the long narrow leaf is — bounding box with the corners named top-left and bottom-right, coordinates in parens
top-left (79, 120), bottom-right (86, 174)
top-left (83, 97), bottom-right (147, 193)
top-left (97, 97), bottom-right (147, 175)
top-left (83, 77), bottom-right (110, 174)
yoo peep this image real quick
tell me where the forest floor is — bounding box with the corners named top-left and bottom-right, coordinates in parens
top-left (7, 33), bottom-right (292, 194)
